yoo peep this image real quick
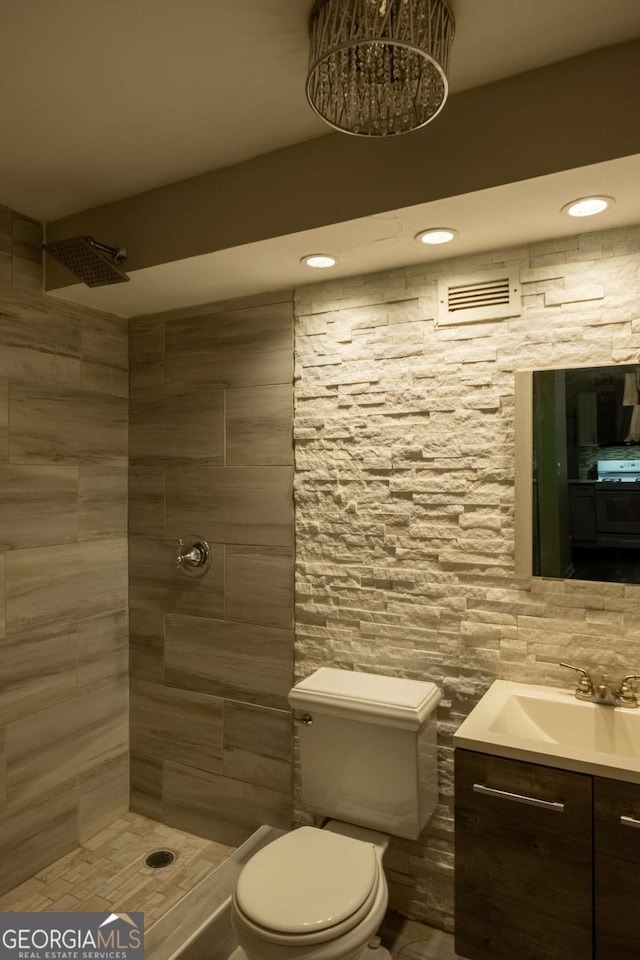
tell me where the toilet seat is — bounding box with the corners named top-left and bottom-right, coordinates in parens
top-left (233, 827), bottom-right (380, 945)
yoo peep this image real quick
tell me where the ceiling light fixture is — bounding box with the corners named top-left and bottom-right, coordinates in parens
top-left (562, 196), bottom-right (614, 218)
top-left (416, 228), bottom-right (458, 245)
top-left (302, 254), bottom-right (337, 269)
top-left (306, 0), bottom-right (455, 138)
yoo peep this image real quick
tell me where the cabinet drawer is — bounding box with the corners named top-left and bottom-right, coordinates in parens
top-left (455, 749), bottom-right (592, 960)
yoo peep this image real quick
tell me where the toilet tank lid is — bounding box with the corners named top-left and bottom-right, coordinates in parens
top-left (289, 668), bottom-right (441, 729)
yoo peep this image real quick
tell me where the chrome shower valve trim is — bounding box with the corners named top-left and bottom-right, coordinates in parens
top-left (175, 536), bottom-right (212, 578)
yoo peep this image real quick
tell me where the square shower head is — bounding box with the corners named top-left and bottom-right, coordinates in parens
top-left (43, 236), bottom-right (130, 287)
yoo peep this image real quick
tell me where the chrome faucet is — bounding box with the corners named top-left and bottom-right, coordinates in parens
top-left (594, 674), bottom-right (619, 706)
top-left (560, 663), bottom-right (640, 709)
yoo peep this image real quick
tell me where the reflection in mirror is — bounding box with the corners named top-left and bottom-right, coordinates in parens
top-left (529, 364), bottom-right (640, 584)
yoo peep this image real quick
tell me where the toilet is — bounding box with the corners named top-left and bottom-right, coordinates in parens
top-left (231, 668), bottom-right (441, 960)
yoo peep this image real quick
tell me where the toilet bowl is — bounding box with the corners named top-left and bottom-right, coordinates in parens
top-left (230, 668), bottom-right (441, 960)
top-left (231, 825), bottom-right (390, 960)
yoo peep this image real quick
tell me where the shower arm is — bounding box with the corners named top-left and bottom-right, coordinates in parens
top-left (88, 238), bottom-right (127, 264)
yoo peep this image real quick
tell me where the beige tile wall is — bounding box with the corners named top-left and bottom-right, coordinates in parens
top-left (129, 294), bottom-right (295, 845)
top-left (293, 225), bottom-right (640, 931)
top-left (0, 204), bottom-right (129, 896)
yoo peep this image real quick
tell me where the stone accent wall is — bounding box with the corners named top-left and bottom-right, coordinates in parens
top-left (293, 225), bottom-right (640, 931)
top-left (129, 293), bottom-right (294, 845)
top-left (0, 204), bottom-right (128, 896)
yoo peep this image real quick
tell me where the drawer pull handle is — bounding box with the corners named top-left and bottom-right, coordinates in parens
top-left (473, 783), bottom-right (565, 812)
top-left (620, 815), bottom-right (640, 828)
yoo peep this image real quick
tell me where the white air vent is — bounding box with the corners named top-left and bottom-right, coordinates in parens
top-left (436, 269), bottom-right (521, 327)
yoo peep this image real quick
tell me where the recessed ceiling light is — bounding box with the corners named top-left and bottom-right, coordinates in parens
top-left (562, 196), bottom-right (614, 218)
top-left (415, 228), bottom-right (458, 245)
top-left (302, 254), bottom-right (337, 268)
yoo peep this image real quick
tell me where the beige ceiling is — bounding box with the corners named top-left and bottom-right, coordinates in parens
top-left (51, 154), bottom-right (640, 316)
top-left (3, 0), bottom-right (640, 222)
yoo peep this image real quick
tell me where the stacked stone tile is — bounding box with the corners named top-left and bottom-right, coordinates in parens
top-left (293, 225), bottom-right (640, 930)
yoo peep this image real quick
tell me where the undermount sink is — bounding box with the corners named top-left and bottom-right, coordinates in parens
top-left (454, 680), bottom-right (640, 783)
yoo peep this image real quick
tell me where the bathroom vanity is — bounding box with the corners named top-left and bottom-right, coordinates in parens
top-left (453, 681), bottom-right (640, 960)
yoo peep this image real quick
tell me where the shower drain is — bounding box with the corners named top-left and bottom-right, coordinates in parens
top-left (145, 850), bottom-right (176, 869)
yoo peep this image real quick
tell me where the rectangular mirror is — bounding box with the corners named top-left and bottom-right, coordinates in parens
top-left (515, 363), bottom-right (640, 584)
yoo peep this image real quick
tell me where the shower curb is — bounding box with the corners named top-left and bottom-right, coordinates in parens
top-left (146, 825), bottom-right (284, 960)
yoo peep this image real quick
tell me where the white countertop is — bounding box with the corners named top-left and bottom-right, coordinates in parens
top-left (454, 679), bottom-right (640, 783)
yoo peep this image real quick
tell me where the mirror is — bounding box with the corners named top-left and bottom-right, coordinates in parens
top-left (515, 363), bottom-right (640, 584)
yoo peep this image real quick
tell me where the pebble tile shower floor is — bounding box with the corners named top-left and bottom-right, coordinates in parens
top-left (0, 811), bottom-right (234, 921)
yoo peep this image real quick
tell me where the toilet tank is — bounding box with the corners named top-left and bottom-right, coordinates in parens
top-left (289, 668), bottom-right (441, 841)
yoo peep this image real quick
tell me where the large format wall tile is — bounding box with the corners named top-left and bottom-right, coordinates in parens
top-left (0, 730), bottom-right (5, 813)
top-left (130, 680), bottom-right (223, 774)
top-left (81, 314), bottom-right (128, 399)
top-left (164, 614), bottom-right (292, 709)
top-left (0, 554), bottom-right (5, 639)
top-left (0, 215), bottom-right (129, 885)
top-left (226, 384), bottom-right (293, 466)
top-left (164, 302), bottom-right (293, 390)
top-left (5, 679), bottom-right (128, 808)
top-left (129, 466), bottom-right (165, 537)
top-left (129, 294), bottom-right (294, 846)
top-left (130, 752), bottom-right (163, 821)
top-left (10, 384), bottom-right (127, 463)
top-left (223, 702), bottom-right (291, 795)
top-left (130, 384), bottom-right (224, 462)
top-left (166, 466), bottom-right (294, 547)
top-left (129, 317), bottom-right (164, 393)
top-left (0, 295), bottom-right (80, 386)
top-left (226, 545), bottom-right (294, 629)
top-left (5, 539), bottom-right (128, 634)
top-left (129, 537), bottom-right (224, 620)
top-left (163, 760), bottom-right (291, 846)
top-left (130, 608), bottom-right (165, 682)
top-left (0, 621), bottom-right (77, 724)
top-left (77, 751), bottom-right (129, 843)
top-left (0, 293), bottom-right (79, 355)
top-left (0, 784), bottom-right (78, 896)
top-left (0, 378), bottom-right (8, 460)
top-left (78, 459), bottom-right (128, 540)
top-left (76, 610), bottom-right (128, 693)
top-left (0, 464), bottom-right (78, 550)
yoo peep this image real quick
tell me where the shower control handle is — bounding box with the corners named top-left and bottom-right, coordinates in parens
top-left (175, 536), bottom-right (212, 578)
top-left (178, 545), bottom-right (204, 565)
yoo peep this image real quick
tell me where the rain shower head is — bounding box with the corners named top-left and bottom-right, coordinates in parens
top-left (43, 235), bottom-right (130, 287)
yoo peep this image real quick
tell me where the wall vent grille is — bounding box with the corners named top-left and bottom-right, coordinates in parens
top-left (436, 269), bottom-right (521, 327)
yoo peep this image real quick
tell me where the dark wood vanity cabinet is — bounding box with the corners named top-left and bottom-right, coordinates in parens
top-left (455, 751), bottom-right (640, 959)
top-left (455, 749), bottom-right (640, 960)
top-left (593, 777), bottom-right (640, 957)
top-left (454, 750), bottom-right (593, 960)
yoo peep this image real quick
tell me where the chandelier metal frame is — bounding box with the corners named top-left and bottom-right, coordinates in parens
top-left (306, 0), bottom-right (455, 138)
